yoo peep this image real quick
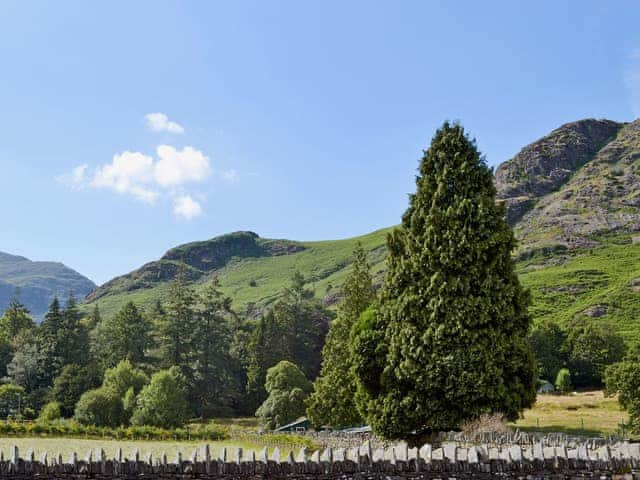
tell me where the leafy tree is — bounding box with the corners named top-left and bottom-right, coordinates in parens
top-left (256, 360), bottom-right (312, 430)
top-left (555, 368), bottom-right (572, 394)
top-left (131, 367), bottom-right (190, 428)
top-left (190, 278), bottom-right (237, 417)
top-left (6, 331), bottom-right (49, 405)
top-left (529, 321), bottom-right (567, 382)
top-left (92, 302), bottom-right (153, 369)
top-left (565, 321), bottom-right (626, 387)
top-left (352, 122), bottom-right (537, 438)
top-left (0, 298), bottom-right (35, 338)
top-left (102, 360), bottom-right (149, 397)
top-left (38, 401), bottom-right (62, 422)
top-left (50, 364), bottom-right (102, 417)
top-left (605, 352), bottom-right (640, 432)
top-left (307, 242), bottom-right (376, 428)
top-left (0, 384), bottom-right (26, 419)
top-left (74, 388), bottom-right (126, 427)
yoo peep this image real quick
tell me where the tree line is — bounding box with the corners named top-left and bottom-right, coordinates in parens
top-left (0, 271), bottom-right (334, 428)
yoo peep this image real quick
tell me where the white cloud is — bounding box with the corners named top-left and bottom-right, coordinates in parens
top-left (145, 112), bottom-right (184, 134)
top-left (55, 164), bottom-right (88, 189)
top-left (173, 195), bottom-right (202, 219)
top-left (91, 151), bottom-right (158, 203)
top-left (154, 145), bottom-right (210, 186)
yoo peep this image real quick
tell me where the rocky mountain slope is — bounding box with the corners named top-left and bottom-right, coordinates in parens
top-left (84, 118), bottom-right (640, 343)
top-left (0, 251), bottom-right (95, 321)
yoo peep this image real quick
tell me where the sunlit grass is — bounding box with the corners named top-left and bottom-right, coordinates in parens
top-left (510, 391), bottom-right (630, 436)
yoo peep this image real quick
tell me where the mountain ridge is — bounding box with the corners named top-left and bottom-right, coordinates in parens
top-left (76, 117), bottom-right (640, 343)
top-left (0, 251), bottom-right (96, 320)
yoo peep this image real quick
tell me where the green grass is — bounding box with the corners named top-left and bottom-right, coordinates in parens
top-left (510, 391), bottom-right (629, 436)
top-left (88, 228), bottom-right (391, 319)
top-left (0, 437), bottom-right (307, 460)
top-left (517, 237), bottom-right (640, 344)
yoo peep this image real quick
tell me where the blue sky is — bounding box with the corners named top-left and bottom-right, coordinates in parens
top-left (1, 1), bottom-right (639, 285)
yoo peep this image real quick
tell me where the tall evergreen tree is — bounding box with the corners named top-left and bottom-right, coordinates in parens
top-left (190, 278), bottom-right (237, 417)
top-left (352, 122), bottom-right (536, 438)
top-left (59, 294), bottom-right (89, 367)
top-left (307, 242), bottom-right (376, 428)
top-left (38, 297), bottom-right (65, 381)
top-left (92, 302), bottom-right (153, 369)
top-left (157, 272), bottom-right (197, 376)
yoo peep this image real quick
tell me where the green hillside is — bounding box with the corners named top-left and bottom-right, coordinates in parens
top-left (84, 118), bottom-right (640, 345)
top-left (87, 228), bottom-right (391, 320)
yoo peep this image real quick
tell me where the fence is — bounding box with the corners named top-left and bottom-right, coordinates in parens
top-left (1, 440), bottom-right (640, 479)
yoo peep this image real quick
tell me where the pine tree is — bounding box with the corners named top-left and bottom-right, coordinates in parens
top-left (38, 297), bottom-right (64, 381)
top-left (307, 242), bottom-right (376, 428)
top-left (157, 271), bottom-right (197, 376)
top-left (191, 278), bottom-right (237, 417)
top-left (92, 302), bottom-right (153, 369)
top-left (59, 294), bottom-right (89, 367)
top-left (353, 122), bottom-right (536, 438)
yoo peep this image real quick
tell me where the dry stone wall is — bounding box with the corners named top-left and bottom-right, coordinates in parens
top-left (1, 442), bottom-right (640, 479)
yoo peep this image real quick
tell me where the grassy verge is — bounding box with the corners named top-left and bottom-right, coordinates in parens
top-left (510, 391), bottom-right (630, 436)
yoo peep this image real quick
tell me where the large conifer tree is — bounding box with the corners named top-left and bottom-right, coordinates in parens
top-left (306, 242), bottom-right (375, 428)
top-left (354, 122), bottom-right (536, 438)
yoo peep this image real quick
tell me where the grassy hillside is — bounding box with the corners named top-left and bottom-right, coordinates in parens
top-left (85, 118), bottom-right (640, 345)
top-left (517, 234), bottom-right (640, 344)
top-left (89, 228), bottom-right (391, 319)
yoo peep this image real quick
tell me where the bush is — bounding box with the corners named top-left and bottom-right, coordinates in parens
top-left (74, 388), bottom-right (126, 427)
top-left (555, 368), bottom-right (572, 394)
top-left (131, 367), bottom-right (190, 428)
top-left (102, 360), bottom-right (149, 397)
top-left (38, 402), bottom-right (62, 423)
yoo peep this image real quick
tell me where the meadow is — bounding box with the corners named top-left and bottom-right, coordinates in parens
top-left (510, 391), bottom-right (629, 437)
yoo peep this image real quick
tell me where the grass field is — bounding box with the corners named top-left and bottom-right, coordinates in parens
top-left (510, 391), bottom-right (630, 436)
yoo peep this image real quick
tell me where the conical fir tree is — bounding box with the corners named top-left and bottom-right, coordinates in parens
top-left (306, 242), bottom-right (376, 428)
top-left (355, 122), bottom-right (536, 438)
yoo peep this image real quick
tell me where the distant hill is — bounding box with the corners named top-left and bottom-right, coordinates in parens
top-left (0, 251), bottom-right (96, 321)
top-left (85, 118), bottom-right (640, 344)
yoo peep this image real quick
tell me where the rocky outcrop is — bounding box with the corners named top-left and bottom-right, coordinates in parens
top-left (495, 119), bottom-right (620, 224)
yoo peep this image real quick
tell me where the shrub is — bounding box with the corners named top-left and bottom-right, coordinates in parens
top-left (74, 388), bottom-right (125, 427)
top-left (38, 401), bottom-right (62, 423)
top-left (555, 368), bottom-right (572, 394)
top-left (130, 367), bottom-right (190, 428)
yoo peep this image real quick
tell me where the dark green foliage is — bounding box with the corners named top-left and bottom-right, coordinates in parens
top-left (190, 278), bottom-right (238, 418)
top-left (256, 360), bottom-right (312, 430)
top-left (50, 364), bottom-right (101, 417)
top-left (0, 384), bottom-right (26, 419)
top-left (307, 242), bottom-right (375, 428)
top-left (246, 273), bottom-right (332, 410)
top-left (353, 122), bottom-right (537, 438)
top-left (156, 272), bottom-right (197, 375)
top-left (74, 387), bottom-right (126, 427)
top-left (91, 302), bottom-right (153, 369)
top-left (605, 351), bottom-right (640, 432)
top-left (564, 320), bottom-right (626, 387)
top-left (555, 368), bottom-right (572, 394)
top-left (529, 321), bottom-right (567, 382)
top-left (131, 367), bottom-right (190, 428)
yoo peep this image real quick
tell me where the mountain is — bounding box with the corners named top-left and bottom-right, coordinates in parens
top-left (0, 251), bottom-right (96, 321)
top-left (85, 118), bottom-right (640, 343)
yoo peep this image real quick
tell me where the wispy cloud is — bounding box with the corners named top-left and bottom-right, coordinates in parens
top-left (145, 112), bottom-right (184, 134)
top-left (173, 194), bottom-right (203, 220)
top-left (55, 164), bottom-right (88, 189)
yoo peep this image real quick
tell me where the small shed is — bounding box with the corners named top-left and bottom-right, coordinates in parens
top-left (274, 417), bottom-right (310, 432)
top-left (538, 380), bottom-right (554, 393)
